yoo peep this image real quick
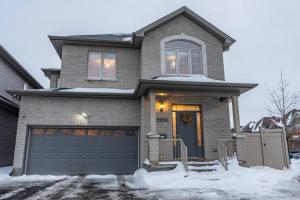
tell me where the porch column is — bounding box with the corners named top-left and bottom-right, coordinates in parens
top-left (148, 91), bottom-right (160, 164)
top-left (149, 91), bottom-right (156, 135)
top-left (232, 96), bottom-right (241, 134)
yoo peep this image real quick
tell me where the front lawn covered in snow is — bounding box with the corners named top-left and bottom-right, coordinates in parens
top-left (135, 159), bottom-right (300, 198)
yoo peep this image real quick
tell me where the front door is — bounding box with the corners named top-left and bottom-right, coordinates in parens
top-left (176, 111), bottom-right (203, 158)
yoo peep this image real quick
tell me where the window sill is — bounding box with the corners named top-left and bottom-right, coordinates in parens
top-left (85, 78), bottom-right (118, 82)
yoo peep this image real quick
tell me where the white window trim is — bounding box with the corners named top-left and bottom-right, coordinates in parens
top-left (160, 34), bottom-right (208, 76)
top-left (87, 51), bottom-right (117, 80)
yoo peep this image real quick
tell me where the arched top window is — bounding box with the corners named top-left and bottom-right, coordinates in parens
top-left (165, 40), bottom-right (203, 75)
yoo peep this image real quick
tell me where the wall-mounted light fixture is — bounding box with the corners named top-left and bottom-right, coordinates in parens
top-left (81, 112), bottom-right (90, 119)
top-left (160, 102), bottom-right (165, 112)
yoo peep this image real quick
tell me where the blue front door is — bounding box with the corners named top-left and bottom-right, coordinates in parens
top-left (176, 111), bottom-right (203, 158)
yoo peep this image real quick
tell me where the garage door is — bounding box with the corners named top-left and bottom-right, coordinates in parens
top-left (26, 127), bottom-right (138, 175)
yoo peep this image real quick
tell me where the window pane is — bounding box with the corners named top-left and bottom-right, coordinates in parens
top-left (178, 50), bottom-right (189, 74)
top-left (102, 53), bottom-right (116, 79)
top-left (165, 51), bottom-right (176, 74)
top-left (191, 50), bottom-right (202, 74)
top-left (166, 40), bottom-right (200, 50)
top-left (88, 52), bottom-right (101, 78)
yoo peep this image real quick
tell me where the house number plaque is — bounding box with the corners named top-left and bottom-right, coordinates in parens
top-left (157, 118), bottom-right (168, 122)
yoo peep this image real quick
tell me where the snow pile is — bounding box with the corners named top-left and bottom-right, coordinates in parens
top-left (138, 159), bottom-right (300, 198)
top-left (0, 166), bottom-right (67, 183)
top-left (61, 88), bottom-right (135, 94)
top-left (153, 75), bottom-right (226, 83)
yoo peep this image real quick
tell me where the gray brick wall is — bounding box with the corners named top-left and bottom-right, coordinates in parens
top-left (141, 15), bottom-right (225, 80)
top-left (60, 45), bottom-right (140, 89)
top-left (13, 96), bottom-right (140, 174)
top-left (140, 95), bottom-right (231, 161)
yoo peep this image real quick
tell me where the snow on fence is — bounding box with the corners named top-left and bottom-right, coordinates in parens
top-left (159, 139), bottom-right (188, 171)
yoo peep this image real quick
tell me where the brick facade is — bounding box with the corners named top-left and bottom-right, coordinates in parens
top-left (13, 12), bottom-right (234, 174)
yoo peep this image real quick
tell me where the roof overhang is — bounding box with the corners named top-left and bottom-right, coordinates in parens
top-left (49, 36), bottom-right (136, 59)
top-left (134, 79), bottom-right (258, 97)
top-left (8, 79), bottom-right (257, 99)
top-left (41, 68), bottom-right (61, 79)
top-left (7, 89), bottom-right (136, 99)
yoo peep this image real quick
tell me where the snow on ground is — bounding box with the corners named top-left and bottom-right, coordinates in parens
top-left (0, 166), bottom-right (67, 183)
top-left (137, 159), bottom-right (300, 198)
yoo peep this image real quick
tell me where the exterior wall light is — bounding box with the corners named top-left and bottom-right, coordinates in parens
top-left (160, 102), bottom-right (164, 112)
top-left (81, 112), bottom-right (90, 118)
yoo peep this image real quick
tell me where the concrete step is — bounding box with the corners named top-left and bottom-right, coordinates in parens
top-left (189, 168), bottom-right (217, 173)
top-left (188, 163), bottom-right (218, 167)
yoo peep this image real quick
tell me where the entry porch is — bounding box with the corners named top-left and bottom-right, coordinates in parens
top-left (143, 91), bottom-right (240, 164)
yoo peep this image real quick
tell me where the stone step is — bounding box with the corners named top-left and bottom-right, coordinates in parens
top-left (189, 168), bottom-right (217, 173)
top-left (188, 163), bottom-right (219, 167)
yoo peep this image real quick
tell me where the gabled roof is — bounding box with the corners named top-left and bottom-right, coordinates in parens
top-left (0, 45), bottom-right (43, 89)
top-left (49, 6), bottom-right (235, 58)
top-left (133, 6), bottom-right (235, 50)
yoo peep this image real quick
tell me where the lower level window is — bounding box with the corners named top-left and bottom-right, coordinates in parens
top-left (88, 52), bottom-right (116, 79)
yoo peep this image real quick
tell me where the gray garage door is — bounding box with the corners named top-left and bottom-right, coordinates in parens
top-left (26, 127), bottom-right (138, 175)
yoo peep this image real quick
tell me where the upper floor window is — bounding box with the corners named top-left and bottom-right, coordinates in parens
top-left (165, 40), bottom-right (203, 75)
top-left (87, 52), bottom-right (116, 80)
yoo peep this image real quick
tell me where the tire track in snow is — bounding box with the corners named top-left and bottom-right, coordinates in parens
top-left (25, 176), bottom-right (82, 200)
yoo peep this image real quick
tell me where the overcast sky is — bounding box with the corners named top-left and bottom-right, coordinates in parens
top-left (0, 0), bottom-right (299, 126)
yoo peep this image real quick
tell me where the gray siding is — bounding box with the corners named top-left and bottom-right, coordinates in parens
top-left (60, 45), bottom-right (140, 89)
top-left (0, 57), bottom-right (33, 105)
top-left (141, 15), bottom-right (225, 80)
top-left (13, 96), bottom-right (140, 174)
top-left (140, 95), bottom-right (231, 161)
top-left (0, 105), bottom-right (18, 167)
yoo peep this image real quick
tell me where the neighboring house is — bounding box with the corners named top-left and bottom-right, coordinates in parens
top-left (285, 109), bottom-right (300, 150)
top-left (9, 6), bottom-right (257, 176)
top-left (241, 116), bottom-right (282, 133)
top-left (0, 45), bottom-right (42, 168)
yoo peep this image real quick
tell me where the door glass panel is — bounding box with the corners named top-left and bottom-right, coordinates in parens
top-left (32, 128), bottom-right (45, 136)
top-left (74, 129), bottom-right (86, 136)
top-left (197, 112), bottom-right (202, 146)
top-left (172, 105), bottom-right (201, 111)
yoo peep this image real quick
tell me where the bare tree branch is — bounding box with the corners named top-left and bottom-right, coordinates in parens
top-left (266, 68), bottom-right (299, 126)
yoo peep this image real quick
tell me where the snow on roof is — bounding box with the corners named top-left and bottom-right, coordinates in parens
top-left (122, 36), bottom-right (132, 42)
top-left (153, 75), bottom-right (226, 83)
top-left (60, 88), bottom-right (135, 94)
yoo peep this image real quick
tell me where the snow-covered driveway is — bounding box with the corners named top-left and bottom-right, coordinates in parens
top-left (0, 159), bottom-right (299, 200)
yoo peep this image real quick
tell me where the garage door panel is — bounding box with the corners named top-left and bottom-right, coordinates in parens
top-left (26, 127), bottom-right (138, 175)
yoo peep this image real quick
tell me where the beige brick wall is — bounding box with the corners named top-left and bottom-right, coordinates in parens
top-left (60, 45), bottom-right (140, 89)
top-left (140, 95), bottom-right (231, 161)
top-left (13, 96), bottom-right (140, 174)
top-left (141, 15), bottom-right (225, 80)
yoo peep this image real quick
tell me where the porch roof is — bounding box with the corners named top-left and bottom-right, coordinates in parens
top-left (7, 76), bottom-right (257, 98)
top-left (134, 78), bottom-right (258, 97)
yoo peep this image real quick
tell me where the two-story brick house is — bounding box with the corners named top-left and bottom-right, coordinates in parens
top-left (9, 7), bottom-right (257, 176)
